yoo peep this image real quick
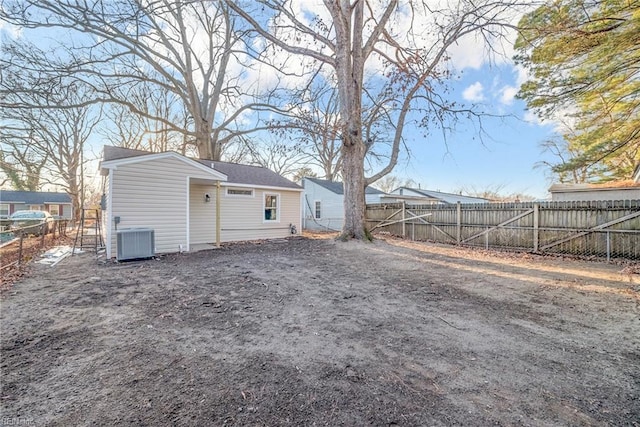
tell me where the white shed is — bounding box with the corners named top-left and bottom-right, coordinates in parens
top-left (549, 182), bottom-right (640, 201)
top-left (302, 177), bottom-right (386, 231)
top-left (100, 146), bottom-right (302, 259)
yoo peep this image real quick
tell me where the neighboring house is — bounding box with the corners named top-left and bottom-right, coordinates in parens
top-left (0, 190), bottom-right (73, 219)
top-left (382, 187), bottom-right (490, 205)
top-left (302, 177), bottom-right (386, 231)
top-left (100, 146), bottom-right (302, 259)
top-left (549, 181), bottom-right (640, 202)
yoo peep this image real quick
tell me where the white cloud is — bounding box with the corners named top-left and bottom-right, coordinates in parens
top-left (0, 20), bottom-right (21, 38)
top-left (500, 86), bottom-right (518, 105)
top-left (523, 110), bottom-right (542, 125)
top-left (463, 82), bottom-right (484, 102)
top-left (447, 34), bottom-right (486, 70)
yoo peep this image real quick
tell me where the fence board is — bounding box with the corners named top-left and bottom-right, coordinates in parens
top-left (366, 200), bottom-right (640, 260)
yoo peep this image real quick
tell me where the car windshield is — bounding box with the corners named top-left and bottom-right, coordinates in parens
top-left (11, 212), bottom-right (45, 219)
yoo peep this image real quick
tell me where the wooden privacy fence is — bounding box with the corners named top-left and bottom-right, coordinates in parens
top-left (366, 200), bottom-right (640, 260)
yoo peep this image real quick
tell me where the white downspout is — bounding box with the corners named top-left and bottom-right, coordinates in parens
top-left (186, 177), bottom-right (190, 252)
top-left (106, 168), bottom-right (113, 259)
top-left (216, 181), bottom-right (221, 247)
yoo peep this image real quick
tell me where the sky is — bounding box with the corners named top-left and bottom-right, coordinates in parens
top-left (0, 1), bottom-right (561, 200)
top-left (392, 65), bottom-right (558, 199)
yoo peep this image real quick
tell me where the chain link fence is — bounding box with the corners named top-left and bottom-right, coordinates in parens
top-left (0, 218), bottom-right (71, 269)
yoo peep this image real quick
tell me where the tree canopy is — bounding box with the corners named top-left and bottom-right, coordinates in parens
top-left (515, 0), bottom-right (640, 182)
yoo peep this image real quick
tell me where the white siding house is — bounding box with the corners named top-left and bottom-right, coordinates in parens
top-left (549, 182), bottom-right (640, 201)
top-left (101, 146), bottom-right (302, 259)
top-left (383, 187), bottom-right (490, 204)
top-left (302, 177), bottom-right (386, 231)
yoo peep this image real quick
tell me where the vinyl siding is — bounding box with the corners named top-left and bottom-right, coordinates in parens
top-left (220, 188), bottom-right (301, 241)
top-left (302, 182), bottom-right (344, 231)
top-left (551, 188), bottom-right (640, 201)
top-left (189, 184), bottom-right (216, 244)
top-left (109, 157), bottom-right (217, 255)
top-left (107, 155), bottom-right (302, 256)
top-left (302, 179), bottom-right (385, 231)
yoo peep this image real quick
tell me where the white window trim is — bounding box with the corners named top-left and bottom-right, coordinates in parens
top-left (314, 200), bottom-right (321, 219)
top-left (225, 187), bottom-right (254, 198)
top-left (263, 192), bottom-right (280, 223)
top-left (0, 203), bottom-right (9, 217)
top-left (49, 205), bottom-right (60, 216)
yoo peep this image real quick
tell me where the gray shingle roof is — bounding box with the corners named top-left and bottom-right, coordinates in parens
top-left (0, 190), bottom-right (71, 204)
top-left (303, 177), bottom-right (384, 195)
top-left (195, 160), bottom-right (299, 189)
top-left (395, 187), bottom-right (489, 204)
top-left (102, 146), bottom-right (301, 189)
top-left (103, 145), bottom-right (151, 161)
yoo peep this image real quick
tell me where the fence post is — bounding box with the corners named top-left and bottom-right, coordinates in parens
top-left (401, 201), bottom-right (406, 238)
top-left (533, 203), bottom-right (539, 252)
top-left (606, 231), bottom-right (611, 262)
top-left (485, 226), bottom-right (489, 249)
top-left (456, 202), bottom-right (461, 245)
top-left (17, 234), bottom-right (24, 266)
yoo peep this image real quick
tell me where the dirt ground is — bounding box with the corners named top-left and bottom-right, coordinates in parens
top-left (1, 232), bottom-right (74, 290)
top-left (1, 233), bottom-right (639, 426)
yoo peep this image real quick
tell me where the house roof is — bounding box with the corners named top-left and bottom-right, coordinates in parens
top-left (196, 160), bottom-right (301, 189)
top-left (303, 177), bottom-right (385, 195)
top-left (0, 190), bottom-right (72, 204)
top-left (102, 146), bottom-right (301, 190)
top-left (393, 187), bottom-right (490, 204)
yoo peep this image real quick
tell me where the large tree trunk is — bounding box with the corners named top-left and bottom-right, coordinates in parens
top-left (67, 174), bottom-right (82, 225)
top-left (194, 117), bottom-right (219, 160)
top-left (340, 136), bottom-right (367, 240)
top-left (332, 0), bottom-right (369, 240)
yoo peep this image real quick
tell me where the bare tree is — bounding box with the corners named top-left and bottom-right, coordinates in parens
top-left (100, 82), bottom-right (193, 155)
top-left (457, 184), bottom-right (536, 202)
top-left (245, 137), bottom-right (307, 179)
top-left (371, 175), bottom-right (416, 194)
top-left (0, 137), bottom-right (47, 191)
top-left (281, 84), bottom-right (343, 180)
top-left (1, 0), bottom-right (287, 160)
top-left (290, 167), bottom-right (318, 184)
top-left (227, 0), bottom-right (521, 239)
top-left (1, 67), bottom-right (101, 221)
top-left (535, 137), bottom-right (595, 184)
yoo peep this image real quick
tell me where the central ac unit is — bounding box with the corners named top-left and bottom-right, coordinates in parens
top-left (116, 228), bottom-right (155, 261)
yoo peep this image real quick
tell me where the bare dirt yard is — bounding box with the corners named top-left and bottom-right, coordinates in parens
top-left (1, 233), bottom-right (639, 426)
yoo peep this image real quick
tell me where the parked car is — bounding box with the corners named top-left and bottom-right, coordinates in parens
top-left (9, 210), bottom-right (55, 236)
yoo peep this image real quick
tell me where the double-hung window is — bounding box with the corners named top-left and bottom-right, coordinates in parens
top-left (314, 201), bottom-right (321, 219)
top-left (264, 193), bottom-right (279, 221)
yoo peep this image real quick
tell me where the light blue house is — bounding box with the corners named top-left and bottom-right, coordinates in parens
top-left (302, 177), bottom-right (386, 231)
top-left (384, 187), bottom-right (490, 204)
top-left (0, 190), bottom-right (73, 219)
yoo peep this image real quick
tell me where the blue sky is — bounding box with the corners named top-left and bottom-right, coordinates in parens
top-left (388, 64), bottom-right (558, 199)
